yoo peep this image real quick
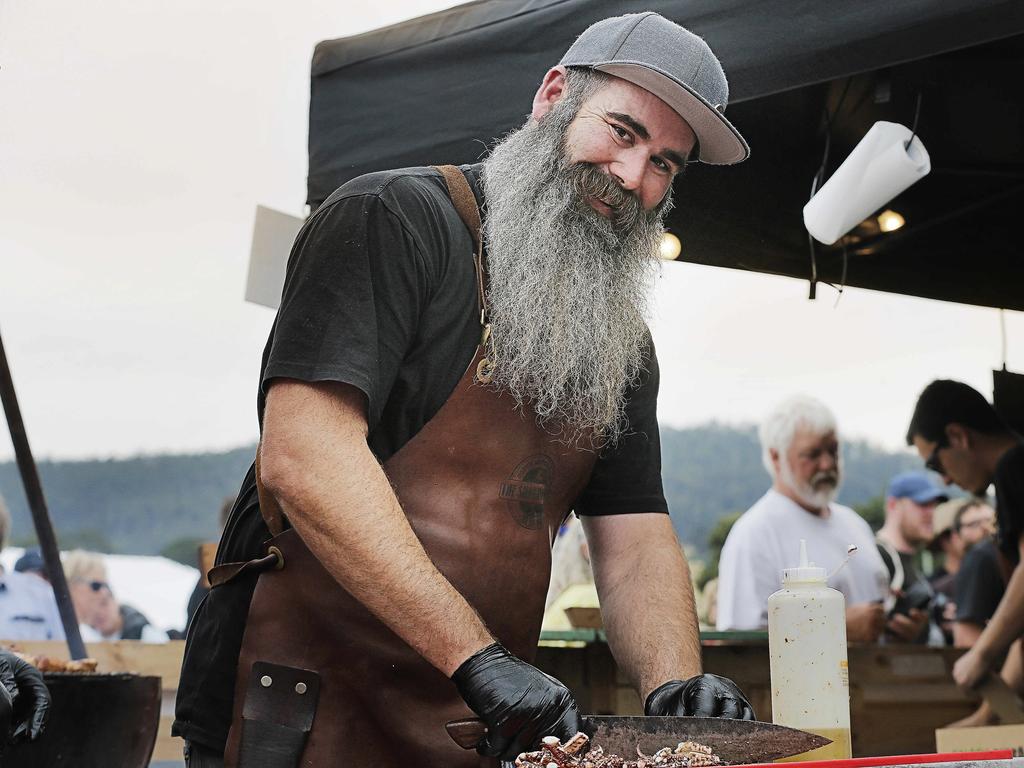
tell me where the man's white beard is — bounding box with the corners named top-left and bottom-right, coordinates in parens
top-left (480, 89), bottom-right (670, 446)
top-left (779, 458), bottom-right (842, 510)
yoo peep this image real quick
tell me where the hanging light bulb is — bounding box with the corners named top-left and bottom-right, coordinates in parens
top-left (659, 231), bottom-right (682, 261)
top-left (877, 209), bottom-right (905, 233)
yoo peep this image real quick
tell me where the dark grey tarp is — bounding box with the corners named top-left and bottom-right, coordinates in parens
top-left (308, 0), bottom-right (1024, 310)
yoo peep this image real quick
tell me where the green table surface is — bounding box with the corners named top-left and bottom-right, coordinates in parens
top-left (539, 629), bottom-right (769, 644)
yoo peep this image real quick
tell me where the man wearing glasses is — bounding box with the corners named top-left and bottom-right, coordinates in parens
top-left (906, 379), bottom-right (1024, 688)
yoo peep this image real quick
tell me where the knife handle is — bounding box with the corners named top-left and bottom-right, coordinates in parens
top-left (446, 718), bottom-right (487, 750)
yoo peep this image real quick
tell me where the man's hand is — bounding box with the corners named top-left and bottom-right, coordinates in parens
top-left (452, 643), bottom-right (580, 760)
top-left (0, 651), bottom-right (49, 746)
top-left (953, 645), bottom-right (997, 690)
top-left (846, 603), bottom-right (885, 643)
top-left (645, 675), bottom-right (755, 720)
top-left (887, 608), bottom-right (929, 642)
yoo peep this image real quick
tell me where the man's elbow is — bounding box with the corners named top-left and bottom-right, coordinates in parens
top-left (258, 437), bottom-right (309, 509)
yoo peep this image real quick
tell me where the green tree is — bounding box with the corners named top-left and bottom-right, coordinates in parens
top-left (854, 494), bottom-right (885, 531)
top-left (697, 511), bottom-right (743, 590)
top-left (160, 537), bottom-right (207, 567)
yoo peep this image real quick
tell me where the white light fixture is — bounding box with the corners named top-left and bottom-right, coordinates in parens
top-left (659, 232), bottom-right (682, 261)
top-left (877, 209), bottom-right (905, 233)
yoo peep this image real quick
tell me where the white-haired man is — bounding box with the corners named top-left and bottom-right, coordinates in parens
top-left (716, 396), bottom-right (892, 642)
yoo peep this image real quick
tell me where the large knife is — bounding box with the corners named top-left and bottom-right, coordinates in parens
top-left (446, 716), bottom-right (831, 763)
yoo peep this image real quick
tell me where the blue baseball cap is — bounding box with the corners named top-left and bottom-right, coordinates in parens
top-left (887, 470), bottom-right (949, 504)
top-left (14, 549), bottom-right (46, 575)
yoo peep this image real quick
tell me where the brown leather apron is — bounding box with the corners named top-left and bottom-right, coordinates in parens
top-left (220, 166), bottom-right (599, 768)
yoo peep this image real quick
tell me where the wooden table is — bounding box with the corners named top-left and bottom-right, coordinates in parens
top-left (536, 631), bottom-right (983, 757)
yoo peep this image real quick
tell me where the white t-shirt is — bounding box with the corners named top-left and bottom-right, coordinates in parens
top-left (716, 488), bottom-right (889, 631)
top-left (0, 569), bottom-right (66, 641)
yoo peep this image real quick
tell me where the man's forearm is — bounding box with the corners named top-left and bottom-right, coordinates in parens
top-left (261, 381), bottom-right (493, 677)
top-left (584, 515), bottom-right (701, 700)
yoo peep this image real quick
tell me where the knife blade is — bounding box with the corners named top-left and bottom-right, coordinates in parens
top-left (445, 716), bottom-right (830, 763)
top-left (583, 716), bottom-right (831, 763)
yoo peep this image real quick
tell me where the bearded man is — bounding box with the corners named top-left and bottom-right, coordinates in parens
top-left (174, 13), bottom-right (754, 768)
top-left (716, 396), bottom-right (891, 643)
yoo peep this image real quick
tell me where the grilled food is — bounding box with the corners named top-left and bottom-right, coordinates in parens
top-left (515, 732), bottom-right (722, 768)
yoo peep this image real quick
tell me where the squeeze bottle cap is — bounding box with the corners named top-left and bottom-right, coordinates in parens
top-left (782, 539), bottom-right (827, 583)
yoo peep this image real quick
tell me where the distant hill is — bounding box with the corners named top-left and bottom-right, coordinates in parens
top-left (0, 425), bottom-right (919, 559)
top-left (0, 447), bottom-right (256, 557)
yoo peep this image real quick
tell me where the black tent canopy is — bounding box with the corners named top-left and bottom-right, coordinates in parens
top-left (308, 0), bottom-right (1024, 310)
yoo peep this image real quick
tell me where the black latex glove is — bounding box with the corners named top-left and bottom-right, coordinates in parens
top-left (645, 674), bottom-right (755, 720)
top-left (452, 642), bottom-right (581, 760)
top-left (0, 651), bottom-right (50, 745)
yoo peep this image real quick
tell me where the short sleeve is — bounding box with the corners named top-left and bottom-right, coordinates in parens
top-left (573, 337), bottom-right (668, 515)
top-left (261, 191), bottom-right (429, 430)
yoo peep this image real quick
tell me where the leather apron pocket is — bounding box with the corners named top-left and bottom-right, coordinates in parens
top-left (236, 662), bottom-right (320, 768)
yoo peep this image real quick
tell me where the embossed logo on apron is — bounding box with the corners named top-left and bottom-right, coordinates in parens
top-left (499, 454), bottom-right (554, 530)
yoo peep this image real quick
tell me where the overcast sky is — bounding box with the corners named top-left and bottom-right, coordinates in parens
top-left (1, 1), bottom-right (1020, 463)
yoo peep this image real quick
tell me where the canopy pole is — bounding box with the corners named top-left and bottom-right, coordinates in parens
top-left (0, 325), bottom-right (87, 660)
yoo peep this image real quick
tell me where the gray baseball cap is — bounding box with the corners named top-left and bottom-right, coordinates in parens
top-left (559, 12), bottom-right (749, 165)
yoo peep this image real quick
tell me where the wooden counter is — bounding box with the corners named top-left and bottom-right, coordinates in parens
top-left (536, 631), bottom-right (982, 757)
top-left (8, 633), bottom-right (986, 761)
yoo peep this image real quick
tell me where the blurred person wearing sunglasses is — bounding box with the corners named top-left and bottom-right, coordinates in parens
top-left (952, 500), bottom-right (1003, 648)
top-left (907, 380), bottom-right (1024, 693)
top-left (0, 497), bottom-right (63, 642)
top-left (63, 550), bottom-right (167, 643)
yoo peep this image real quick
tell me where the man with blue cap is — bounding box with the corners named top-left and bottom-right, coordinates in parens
top-left (876, 471), bottom-right (950, 643)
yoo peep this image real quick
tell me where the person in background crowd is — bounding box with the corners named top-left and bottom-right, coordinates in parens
top-left (930, 500), bottom-right (969, 598)
top-left (906, 380), bottom-right (1024, 694)
top-left (64, 550), bottom-right (167, 643)
top-left (952, 500), bottom-right (1002, 648)
top-left (875, 471), bottom-right (948, 644)
top-left (0, 497), bottom-right (63, 641)
top-left (717, 395), bottom-right (907, 642)
top-left (929, 499), bottom-right (971, 644)
top-left (13, 550), bottom-right (47, 583)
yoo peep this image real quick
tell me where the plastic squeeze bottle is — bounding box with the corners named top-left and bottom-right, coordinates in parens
top-left (767, 539), bottom-right (853, 760)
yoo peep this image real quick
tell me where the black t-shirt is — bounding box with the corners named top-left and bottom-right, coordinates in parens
top-left (994, 443), bottom-right (1024, 564)
top-left (954, 538), bottom-right (1005, 625)
top-left (174, 165), bottom-right (669, 751)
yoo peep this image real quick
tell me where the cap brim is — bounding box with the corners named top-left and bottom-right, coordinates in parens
top-left (595, 61), bottom-right (749, 165)
top-left (910, 488), bottom-right (950, 505)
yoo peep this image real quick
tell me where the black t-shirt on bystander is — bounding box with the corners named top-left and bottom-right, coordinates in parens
top-left (994, 443), bottom-right (1024, 564)
top-left (954, 538), bottom-right (1005, 626)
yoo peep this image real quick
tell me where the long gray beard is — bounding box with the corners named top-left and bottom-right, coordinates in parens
top-left (481, 91), bottom-right (670, 446)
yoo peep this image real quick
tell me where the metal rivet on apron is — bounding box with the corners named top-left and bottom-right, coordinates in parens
top-left (260, 675), bottom-right (273, 687)
top-left (295, 682), bottom-right (307, 694)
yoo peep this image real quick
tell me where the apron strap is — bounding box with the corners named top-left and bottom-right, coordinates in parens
top-left (433, 164), bottom-right (495, 382)
top-left (219, 166), bottom-right (485, 588)
top-left (433, 164), bottom-right (481, 252)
